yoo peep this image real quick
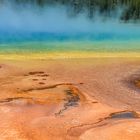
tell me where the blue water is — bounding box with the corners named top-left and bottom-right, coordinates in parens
top-left (0, 31), bottom-right (140, 44)
top-left (0, 30), bottom-right (140, 53)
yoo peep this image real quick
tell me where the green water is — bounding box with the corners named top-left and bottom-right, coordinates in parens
top-left (0, 40), bottom-right (140, 54)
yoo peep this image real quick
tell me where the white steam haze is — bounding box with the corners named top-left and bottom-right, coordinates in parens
top-left (0, 1), bottom-right (140, 40)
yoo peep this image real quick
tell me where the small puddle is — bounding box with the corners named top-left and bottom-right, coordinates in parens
top-left (110, 111), bottom-right (139, 119)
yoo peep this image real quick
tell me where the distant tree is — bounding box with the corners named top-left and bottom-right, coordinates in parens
top-left (0, 0), bottom-right (140, 20)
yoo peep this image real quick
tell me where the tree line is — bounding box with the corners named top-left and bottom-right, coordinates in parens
top-left (1, 0), bottom-right (140, 21)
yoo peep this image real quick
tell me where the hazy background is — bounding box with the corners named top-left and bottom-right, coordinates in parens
top-left (0, 0), bottom-right (139, 52)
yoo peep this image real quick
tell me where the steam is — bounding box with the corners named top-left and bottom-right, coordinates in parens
top-left (0, 1), bottom-right (140, 42)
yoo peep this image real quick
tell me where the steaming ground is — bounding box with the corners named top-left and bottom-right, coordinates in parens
top-left (0, 2), bottom-right (140, 39)
top-left (0, 1), bottom-right (140, 53)
top-left (0, 4), bottom-right (140, 139)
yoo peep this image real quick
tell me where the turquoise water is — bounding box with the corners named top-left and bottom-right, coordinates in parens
top-left (0, 40), bottom-right (140, 53)
top-left (0, 31), bottom-right (140, 53)
top-left (0, 2), bottom-right (140, 53)
top-left (0, 3), bottom-right (140, 53)
top-left (0, 31), bottom-right (140, 42)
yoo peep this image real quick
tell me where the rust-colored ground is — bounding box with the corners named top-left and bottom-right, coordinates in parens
top-left (0, 58), bottom-right (140, 140)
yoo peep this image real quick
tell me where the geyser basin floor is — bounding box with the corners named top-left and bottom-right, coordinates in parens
top-left (0, 57), bottom-right (140, 140)
top-left (0, 51), bottom-right (140, 60)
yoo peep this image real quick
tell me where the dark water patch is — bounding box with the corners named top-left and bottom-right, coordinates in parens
top-left (39, 82), bottom-right (45, 85)
top-left (110, 111), bottom-right (139, 119)
top-left (28, 71), bottom-right (49, 77)
top-left (92, 101), bottom-right (98, 104)
top-left (32, 79), bottom-right (39, 81)
top-left (55, 88), bottom-right (80, 116)
top-left (79, 82), bottom-right (84, 85)
top-left (29, 71), bottom-right (45, 75)
top-left (65, 89), bottom-right (80, 107)
top-left (37, 74), bottom-right (49, 77)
